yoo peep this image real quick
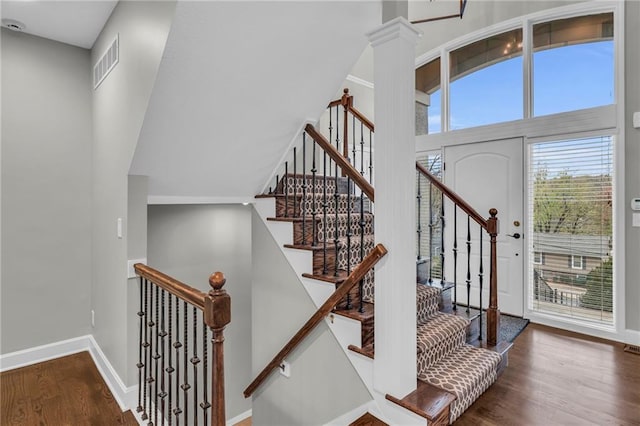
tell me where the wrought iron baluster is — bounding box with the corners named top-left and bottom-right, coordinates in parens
top-left (440, 192), bottom-right (446, 283)
top-left (141, 279), bottom-right (149, 420)
top-left (334, 148), bottom-right (340, 278)
top-left (345, 172), bottom-right (353, 310)
top-left (167, 294), bottom-right (174, 426)
top-left (328, 107), bottom-right (333, 176)
top-left (368, 130), bottom-right (373, 185)
top-left (284, 162), bottom-right (289, 218)
top-left (160, 290), bottom-right (167, 422)
top-left (428, 181), bottom-right (434, 284)
top-left (417, 171), bottom-right (422, 262)
top-left (479, 229), bottom-right (484, 340)
top-left (173, 299), bottom-right (182, 423)
top-left (302, 135), bottom-right (307, 244)
top-left (146, 281), bottom-right (154, 422)
top-left (154, 286), bottom-right (160, 426)
top-left (201, 324), bottom-right (211, 424)
top-left (466, 215), bottom-right (472, 314)
top-left (311, 140), bottom-right (318, 246)
top-left (359, 174), bottom-right (365, 313)
top-left (352, 116), bottom-right (356, 167)
top-left (293, 147), bottom-right (297, 217)
top-left (137, 277), bottom-right (144, 415)
top-left (453, 206), bottom-right (458, 311)
top-left (335, 103), bottom-right (340, 159)
top-left (322, 151), bottom-right (328, 275)
top-left (182, 301), bottom-right (190, 424)
top-left (359, 122), bottom-right (365, 178)
top-left (191, 307), bottom-right (199, 426)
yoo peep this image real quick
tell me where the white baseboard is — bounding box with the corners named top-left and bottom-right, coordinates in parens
top-left (626, 328), bottom-right (640, 345)
top-left (0, 335), bottom-right (135, 415)
top-left (227, 409), bottom-right (252, 426)
top-left (87, 335), bottom-right (136, 412)
top-left (0, 335), bottom-right (91, 372)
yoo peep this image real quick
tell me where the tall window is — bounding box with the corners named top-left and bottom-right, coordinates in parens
top-left (533, 13), bottom-right (614, 116)
top-left (529, 136), bottom-right (613, 324)
top-left (449, 28), bottom-right (523, 129)
top-left (416, 152), bottom-right (443, 282)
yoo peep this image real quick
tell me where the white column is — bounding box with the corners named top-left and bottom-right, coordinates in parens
top-left (367, 17), bottom-right (421, 397)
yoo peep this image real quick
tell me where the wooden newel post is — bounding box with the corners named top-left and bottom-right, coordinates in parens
top-left (486, 209), bottom-right (500, 346)
top-left (204, 272), bottom-right (231, 426)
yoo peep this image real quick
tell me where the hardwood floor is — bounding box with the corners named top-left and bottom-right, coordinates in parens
top-left (1, 351), bottom-right (137, 425)
top-left (456, 323), bottom-right (640, 425)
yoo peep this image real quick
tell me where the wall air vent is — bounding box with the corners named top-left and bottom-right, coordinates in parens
top-left (93, 34), bottom-right (119, 90)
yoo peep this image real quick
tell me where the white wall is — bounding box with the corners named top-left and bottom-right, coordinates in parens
top-left (91, 0), bottom-right (176, 384)
top-left (251, 210), bottom-right (372, 425)
top-left (1, 29), bottom-right (92, 354)
top-left (147, 204), bottom-right (253, 420)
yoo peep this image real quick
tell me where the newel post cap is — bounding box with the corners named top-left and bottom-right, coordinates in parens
top-left (209, 271), bottom-right (226, 292)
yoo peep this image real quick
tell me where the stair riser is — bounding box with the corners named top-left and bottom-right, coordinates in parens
top-left (277, 174), bottom-right (338, 196)
top-left (276, 194), bottom-right (364, 218)
top-left (417, 332), bottom-right (466, 372)
top-left (293, 215), bottom-right (374, 245)
top-left (311, 241), bottom-right (376, 274)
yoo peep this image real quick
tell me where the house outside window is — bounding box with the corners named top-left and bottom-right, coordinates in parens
top-left (571, 255), bottom-right (585, 270)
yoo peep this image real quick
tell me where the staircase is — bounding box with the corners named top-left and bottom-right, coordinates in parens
top-left (248, 91), bottom-right (510, 425)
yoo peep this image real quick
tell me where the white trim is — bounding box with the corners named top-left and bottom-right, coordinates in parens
top-left (0, 335), bottom-right (135, 413)
top-left (346, 74), bottom-right (374, 90)
top-left (0, 335), bottom-right (91, 372)
top-left (626, 329), bottom-right (640, 345)
top-left (227, 409), bottom-right (252, 426)
top-left (528, 313), bottom-right (624, 343)
top-left (87, 335), bottom-right (135, 412)
top-left (147, 196), bottom-right (253, 205)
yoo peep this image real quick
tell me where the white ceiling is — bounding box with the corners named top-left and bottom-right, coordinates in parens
top-left (130, 1), bottom-right (381, 199)
top-left (1, 0), bottom-right (117, 49)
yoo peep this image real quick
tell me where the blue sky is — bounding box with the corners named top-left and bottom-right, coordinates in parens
top-left (428, 41), bottom-right (614, 132)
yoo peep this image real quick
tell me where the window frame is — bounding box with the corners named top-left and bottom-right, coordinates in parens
top-left (571, 255), bottom-right (585, 270)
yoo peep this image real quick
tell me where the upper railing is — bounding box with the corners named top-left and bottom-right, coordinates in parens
top-left (243, 243), bottom-right (387, 398)
top-left (134, 264), bottom-right (230, 426)
top-left (416, 162), bottom-right (500, 345)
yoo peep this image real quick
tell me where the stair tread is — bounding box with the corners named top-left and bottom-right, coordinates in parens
top-left (385, 380), bottom-right (456, 422)
top-left (347, 343), bottom-right (374, 359)
top-left (418, 344), bottom-right (502, 397)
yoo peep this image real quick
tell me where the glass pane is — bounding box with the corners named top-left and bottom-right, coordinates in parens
top-left (416, 152), bottom-right (443, 284)
top-left (449, 29), bottom-right (523, 129)
top-left (416, 57), bottom-right (441, 134)
top-left (529, 136), bottom-right (613, 325)
top-left (533, 13), bottom-right (614, 116)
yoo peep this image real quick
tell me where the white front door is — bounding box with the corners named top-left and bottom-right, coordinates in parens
top-left (444, 138), bottom-right (524, 316)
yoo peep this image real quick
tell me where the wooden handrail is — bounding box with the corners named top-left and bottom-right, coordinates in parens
top-left (243, 243), bottom-right (388, 398)
top-left (416, 162), bottom-right (488, 229)
top-left (349, 106), bottom-right (374, 132)
top-left (305, 123), bottom-right (375, 202)
top-left (134, 263), bottom-right (207, 310)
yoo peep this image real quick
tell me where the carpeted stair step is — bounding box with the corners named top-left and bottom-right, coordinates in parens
top-left (416, 284), bottom-right (441, 324)
top-left (292, 213), bottom-right (374, 245)
top-left (276, 173), bottom-right (342, 196)
top-left (275, 193), bottom-right (369, 218)
top-left (416, 312), bottom-right (469, 373)
top-left (418, 344), bottom-right (502, 423)
top-left (300, 234), bottom-right (376, 276)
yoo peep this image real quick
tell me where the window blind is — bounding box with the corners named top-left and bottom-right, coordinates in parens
top-left (529, 136), bottom-right (613, 324)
